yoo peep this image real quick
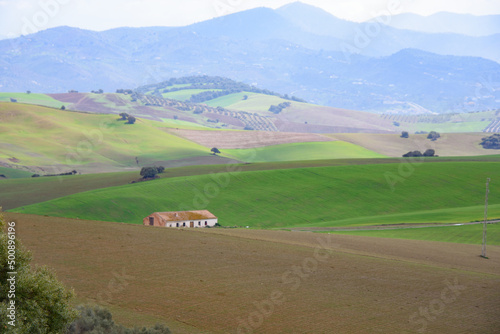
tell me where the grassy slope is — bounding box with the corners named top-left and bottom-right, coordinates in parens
top-left (10, 162), bottom-right (500, 228)
top-left (224, 93), bottom-right (289, 113)
top-left (0, 102), bottom-right (211, 168)
top-left (0, 93), bottom-right (64, 108)
top-left (224, 141), bottom-right (386, 162)
top-left (0, 166), bottom-right (32, 179)
top-left (0, 158), bottom-right (410, 210)
top-left (204, 92), bottom-right (256, 108)
top-left (327, 223), bottom-right (500, 246)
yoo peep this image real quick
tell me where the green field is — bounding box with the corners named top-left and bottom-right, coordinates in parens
top-left (204, 92), bottom-right (256, 108)
top-left (0, 166), bottom-right (32, 179)
top-left (10, 162), bottom-right (500, 228)
top-left (222, 93), bottom-right (288, 113)
top-left (0, 93), bottom-right (65, 108)
top-left (0, 102), bottom-right (211, 169)
top-left (224, 141), bottom-right (386, 162)
top-left (327, 223), bottom-right (500, 245)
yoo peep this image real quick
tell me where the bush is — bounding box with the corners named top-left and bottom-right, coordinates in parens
top-left (402, 150), bottom-right (423, 157)
top-left (401, 131), bottom-right (409, 138)
top-left (480, 133), bottom-right (500, 149)
top-left (423, 149), bottom-right (436, 157)
top-left (140, 167), bottom-right (158, 179)
top-left (156, 166), bottom-right (165, 173)
top-left (427, 131), bottom-right (441, 141)
top-left (66, 305), bottom-right (171, 334)
top-left (127, 116), bottom-right (136, 124)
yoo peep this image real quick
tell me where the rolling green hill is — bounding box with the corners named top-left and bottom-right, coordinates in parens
top-left (0, 102), bottom-right (213, 172)
top-left (224, 141), bottom-right (385, 162)
top-left (0, 92), bottom-right (65, 108)
top-left (10, 162), bottom-right (500, 228)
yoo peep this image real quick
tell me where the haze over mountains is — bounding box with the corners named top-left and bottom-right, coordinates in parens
top-left (1, 2), bottom-right (499, 113)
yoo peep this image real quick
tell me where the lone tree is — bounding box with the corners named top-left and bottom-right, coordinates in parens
top-left (427, 131), bottom-right (441, 141)
top-left (127, 116), bottom-right (136, 124)
top-left (61, 105), bottom-right (66, 110)
top-left (119, 112), bottom-right (129, 120)
top-left (401, 131), bottom-right (409, 138)
top-left (140, 167), bottom-right (158, 179)
top-left (0, 212), bottom-right (78, 332)
top-left (211, 147), bottom-right (221, 155)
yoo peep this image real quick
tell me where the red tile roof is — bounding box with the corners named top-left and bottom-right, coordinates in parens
top-left (154, 210), bottom-right (217, 222)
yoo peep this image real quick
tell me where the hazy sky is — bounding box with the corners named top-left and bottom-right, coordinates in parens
top-left (1, 0), bottom-right (500, 38)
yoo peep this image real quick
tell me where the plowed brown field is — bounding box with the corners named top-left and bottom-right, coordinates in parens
top-left (169, 129), bottom-right (334, 149)
top-left (7, 212), bottom-right (500, 334)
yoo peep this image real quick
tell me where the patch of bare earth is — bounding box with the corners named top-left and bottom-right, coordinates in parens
top-left (167, 129), bottom-right (335, 149)
top-left (8, 213), bottom-right (500, 334)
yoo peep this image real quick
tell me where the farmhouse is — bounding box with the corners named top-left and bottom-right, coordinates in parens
top-left (143, 210), bottom-right (218, 228)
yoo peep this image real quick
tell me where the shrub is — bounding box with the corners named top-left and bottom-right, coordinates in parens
top-left (480, 133), bottom-right (500, 149)
top-left (140, 167), bottom-right (158, 179)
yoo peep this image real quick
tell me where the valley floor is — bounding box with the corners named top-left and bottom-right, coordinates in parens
top-left (7, 212), bottom-right (500, 334)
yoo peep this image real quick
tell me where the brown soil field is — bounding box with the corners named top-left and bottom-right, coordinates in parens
top-left (6, 212), bottom-right (499, 334)
top-left (168, 129), bottom-right (334, 149)
top-left (327, 133), bottom-right (495, 157)
top-left (49, 93), bottom-right (111, 113)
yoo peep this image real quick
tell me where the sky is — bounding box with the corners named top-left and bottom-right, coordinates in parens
top-left (1, 0), bottom-right (500, 39)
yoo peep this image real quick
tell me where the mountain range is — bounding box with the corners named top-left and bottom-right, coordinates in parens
top-left (1, 2), bottom-right (499, 113)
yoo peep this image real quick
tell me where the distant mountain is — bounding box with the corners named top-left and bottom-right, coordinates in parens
top-left (1, 2), bottom-right (500, 113)
top-left (379, 12), bottom-right (500, 37)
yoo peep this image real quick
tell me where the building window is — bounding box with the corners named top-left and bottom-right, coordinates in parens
top-left (183, 222), bottom-right (186, 227)
top-left (205, 221), bottom-right (208, 226)
top-left (149, 217), bottom-right (154, 226)
top-left (176, 223), bottom-right (179, 227)
top-left (198, 221), bottom-right (201, 226)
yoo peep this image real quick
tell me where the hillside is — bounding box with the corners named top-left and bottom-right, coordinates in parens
top-left (1, 3), bottom-right (500, 113)
top-left (10, 162), bottom-right (500, 228)
top-left (0, 102), bottom-right (228, 173)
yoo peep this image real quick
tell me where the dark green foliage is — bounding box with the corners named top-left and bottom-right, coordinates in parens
top-left (61, 105), bottom-right (66, 110)
top-left (9, 98), bottom-right (17, 103)
top-left (66, 305), bottom-right (171, 334)
top-left (91, 89), bottom-right (104, 94)
top-left (119, 113), bottom-right (129, 120)
top-left (243, 95), bottom-right (248, 100)
top-left (401, 131), bottom-right (409, 138)
top-left (137, 76), bottom-right (307, 103)
top-left (423, 149), bottom-right (436, 156)
top-left (0, 213), bottom-right (78, 332)
top-left (127, 116), bottom-right (136, 124)
top-left (32, 174), bottom-right (40, 177)
top-left (211, 147), bottom-right (221, 155)
top-left (427, 131), bottom-right (441, 141)
top-left (480, 133), bottom-right (500, 149)
top-left (156, 166), bottom-right (165, 173)
top-left (269, 102), bottom-right (291, 114)
top-left (393, 121), bottom-right (400, 127)
top-left (26, 90), bottom-right (31, 94)
top-left (140, 167), bottom-right (158, 179)
top-left (402, 150), bottom-right (423, 157)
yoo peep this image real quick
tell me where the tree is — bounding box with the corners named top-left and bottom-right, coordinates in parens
top-left (402, 150), bottom-right (423, 157)
top-left (119, 113), bottom-right (129, 120)
top-left (480, 134), bottom-right (500, 149)
top-left (427, 131), bottom-right (441, 141)
top-left (401, 131), bottom-right (409, 138)
top-left (211, 147), bottom-right (221, 155)
top-left (423, 149), bottom-right (436, 157)
top-left (61, 105), bottom-right (66, 110)
top-left (127, 116), bottom-right (136, 124)
top-left (140, 167), bottom-right (158, 179)
top-left (156, 166), bottom-right (165, 173)
top-left (243, 95), bottom-right (248, 100)
top-left (26, 90), bottom-right (31, 94)
top-left (0, 212), bottom-right (77, 332)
